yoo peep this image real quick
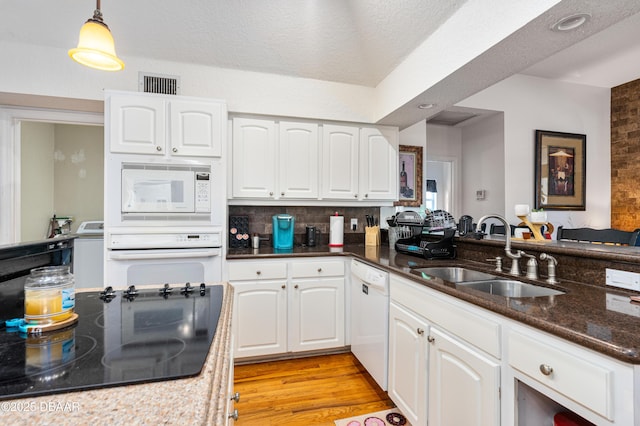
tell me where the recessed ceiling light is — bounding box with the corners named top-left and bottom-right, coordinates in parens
top-left (418, 103), bottom-right (435, 109)
top-left (551, 13), bottom-right (591, 32)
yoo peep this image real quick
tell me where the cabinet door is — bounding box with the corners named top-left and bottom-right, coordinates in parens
top-left (321, 124), bottom-right (359, 199)
top-left (108, 94), bottom-right (165, 154)
top-left (278, 121), bottom-right (319, 199)
top-left (428, 327), bottom-right (500, 426)
top-left (232, 118), bottom-right (277, 198)
top-left (232, 280), bottom-right (287, 358)
top-left (289, 277), bottom-right (345, 352)
top-left (169, 100), bottom-right (224, 157)
top-left (359, 127), bottom-right (398, 200)
top-left (388, 302), bottom-right (428, 426)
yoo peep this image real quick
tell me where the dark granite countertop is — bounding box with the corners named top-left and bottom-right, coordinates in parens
top-left (228, 240), bottom-right (640, 364)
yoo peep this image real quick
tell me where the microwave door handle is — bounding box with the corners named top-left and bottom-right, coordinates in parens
top-left (109, 249), bottom-right (220, 260)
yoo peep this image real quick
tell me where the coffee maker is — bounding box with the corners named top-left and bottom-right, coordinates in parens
top-left (272, 214), bottom-right (295, 249)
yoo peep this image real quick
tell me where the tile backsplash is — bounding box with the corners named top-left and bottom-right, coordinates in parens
top-left (228, 206), bottom-right (383, 246)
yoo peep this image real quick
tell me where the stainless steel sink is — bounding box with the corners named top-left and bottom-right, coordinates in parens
top-left (411, 267), bottom-right (497, 283)
top-left (457, 280), bottom-right (565, 298)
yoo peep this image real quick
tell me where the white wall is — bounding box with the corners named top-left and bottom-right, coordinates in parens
top-left (461, 113), bottom-right (505, 220)
top-left (426, 124), bottom-right (462, 218)
top-left (459, 74), bottom-right (611, 230)
top-left (21, 122), bottom-right (55, 241)
top-left (0, 42), bottom-right (375, 124)
top-left (53, 124), bottom-right (104, 233)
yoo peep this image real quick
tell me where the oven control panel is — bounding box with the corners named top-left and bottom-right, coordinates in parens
top-left (108, 230), bottom-right (222, 249)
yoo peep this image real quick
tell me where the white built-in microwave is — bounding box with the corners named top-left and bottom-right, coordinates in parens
top-left (121, 164), bottom-right (211, 214)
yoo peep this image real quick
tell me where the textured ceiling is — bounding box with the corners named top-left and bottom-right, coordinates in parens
top-left (2, 0), bottom-right (640, 128)
top-left (0, 0), bottom-right (466, 87)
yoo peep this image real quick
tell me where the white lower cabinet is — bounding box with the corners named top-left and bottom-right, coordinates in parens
top-left (230, 258), bottom-right (345, 359)
top-left (508, 324), bottom-right (635, 426)
top-left (428, 327), bottom-right (500, 426)
top-left (389, 302), bottom-right (428, 426)
top-left (389, 274), bottom-right (501, 426)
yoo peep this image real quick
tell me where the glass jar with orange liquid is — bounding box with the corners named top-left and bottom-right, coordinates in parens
top-left (24, 266), bottom-right (75, 324)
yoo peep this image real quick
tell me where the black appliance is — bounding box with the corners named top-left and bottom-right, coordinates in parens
top-left (457, 215), bottom-right (474, 236)
top-left (305, 225), bottom-right (318, 247)
top-left (0, 283), bottom-right (223, 401)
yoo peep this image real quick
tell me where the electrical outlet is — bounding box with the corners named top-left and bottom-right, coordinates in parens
top-left (350, 218), bottom-right (357, 231)
top-left (606, 268), bottom-right (640, 291)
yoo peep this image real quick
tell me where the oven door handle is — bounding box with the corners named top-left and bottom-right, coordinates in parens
top-left (109, 248), bottom-right (221, 260)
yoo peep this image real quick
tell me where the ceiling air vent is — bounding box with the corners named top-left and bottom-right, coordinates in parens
top-left (138, 72), bottom-right (181, 95)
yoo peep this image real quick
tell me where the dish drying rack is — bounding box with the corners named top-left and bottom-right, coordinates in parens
top-left (391, 210), bottom-right (457, 259)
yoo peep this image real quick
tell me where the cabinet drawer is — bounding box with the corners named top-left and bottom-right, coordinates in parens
top-left (290, 260), bottom-right (344, 278)
top-left (391, 274), bottom-right (501, 359)
top-left (508, 330), bottom-right (613, 420)
top-left (228, 261), bottom-right (287, 281)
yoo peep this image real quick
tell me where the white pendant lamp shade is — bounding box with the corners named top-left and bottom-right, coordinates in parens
top-left (68, 1), bottom-right (124, 71)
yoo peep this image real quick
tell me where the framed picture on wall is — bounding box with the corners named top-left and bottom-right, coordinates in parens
top-left (534, 130), bottom-right (586, 210)
top-left (395, 145), bottom-right (423, 207)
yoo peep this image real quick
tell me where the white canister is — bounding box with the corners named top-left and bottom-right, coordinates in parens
top-left (329, 213), bottom-right (344, 247)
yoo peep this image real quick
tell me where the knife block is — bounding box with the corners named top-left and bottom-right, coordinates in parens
top-left (365, 226), bottom-right (380, 246)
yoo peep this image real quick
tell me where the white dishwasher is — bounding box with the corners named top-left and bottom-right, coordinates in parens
top-left (350, 259), bottom-right (390, 391)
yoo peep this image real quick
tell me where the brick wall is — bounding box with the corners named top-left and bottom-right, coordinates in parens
top-left (611, 78), bottom-right (640, 231)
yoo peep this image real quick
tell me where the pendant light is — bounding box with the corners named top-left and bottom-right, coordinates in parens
top-left (68, 0), bottom-right (124, 71)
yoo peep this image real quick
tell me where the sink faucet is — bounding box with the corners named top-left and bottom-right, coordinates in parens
top-left (476, 214), bottom-right (524, 276)
top-left (539, 253), bottom-right (559, 284)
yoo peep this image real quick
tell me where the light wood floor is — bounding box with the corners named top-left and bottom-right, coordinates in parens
top-left (233, 352), bottom-right (395, 425)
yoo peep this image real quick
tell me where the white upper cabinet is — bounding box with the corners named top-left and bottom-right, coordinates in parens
top-left (229, 117), bottom-right (399, 204)
top-left (107, 91), bottom-right (226, 157)
top-left (169, 100), bottom-right (224, 157)
top-left (108, 94), bottom-right (166, 155)
top-left (232, 118), bottom-right (277, 198)
top-left (278, 121), bottom-right (319, 199)
top-left (321, 124), bottom-right (360, 200)
top-left (359, 126), bottom-right (398, 201)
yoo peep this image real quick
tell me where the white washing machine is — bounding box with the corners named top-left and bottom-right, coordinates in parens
top-left (350, 258), bottom-right (390, 391)
top-left (73, 221), bottom-right (104, 288)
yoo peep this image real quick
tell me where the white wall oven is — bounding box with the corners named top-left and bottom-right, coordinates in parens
top-left (105, 228), bottom-right (222, 288)
top-left (104, 155), bottom-right (225, 288)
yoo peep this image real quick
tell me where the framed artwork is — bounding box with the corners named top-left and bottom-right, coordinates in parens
top-left (534, 130), bottom-right (586, 210)
top-left (395, 145), bottom-right (423, 207)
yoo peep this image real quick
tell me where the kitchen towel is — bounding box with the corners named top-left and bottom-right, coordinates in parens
top-left (330, 214), bottom-right (344, 247)
top-left (335, 409), bottom-right (410, 426)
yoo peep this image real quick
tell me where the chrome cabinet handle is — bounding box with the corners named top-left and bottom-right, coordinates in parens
top-left (172, 147), bottom-right (177, 153)
top-left (231, 392), bottom-right (240, 402)
top-left (427, 335), bottom-right (435, 343)
top-left (539, 364), bottom-right (553, 376)
top-left (228, 409), bottom-right (239, 420)
top-left (156, 145), bottom-right (162, 151)
top-left (417, 328), bottom-right (424, 335)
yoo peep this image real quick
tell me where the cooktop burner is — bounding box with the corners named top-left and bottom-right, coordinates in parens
top-left (0, 284), bottom-right (223, 401)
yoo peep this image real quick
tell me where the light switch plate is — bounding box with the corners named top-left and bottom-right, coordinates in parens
top-left (605, 268), bottom-right (640, 291)
top-left (351, 218), bottom-right (357, 231)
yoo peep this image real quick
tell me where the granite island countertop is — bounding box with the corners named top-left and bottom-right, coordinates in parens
top-left (228, 240), bottom-right (640, 364)
top-left (0, 283), bottom-right (234, 426)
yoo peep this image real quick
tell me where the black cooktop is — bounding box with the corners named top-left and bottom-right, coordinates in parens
top-left (0, 283), bottom-right (223, 401)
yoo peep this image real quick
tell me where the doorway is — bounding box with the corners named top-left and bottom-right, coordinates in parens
top-left (0, 107), bottom-right (103, 244)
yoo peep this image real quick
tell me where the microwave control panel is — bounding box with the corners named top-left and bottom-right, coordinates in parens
top-left (195, 172), bottom-right (211, 213)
